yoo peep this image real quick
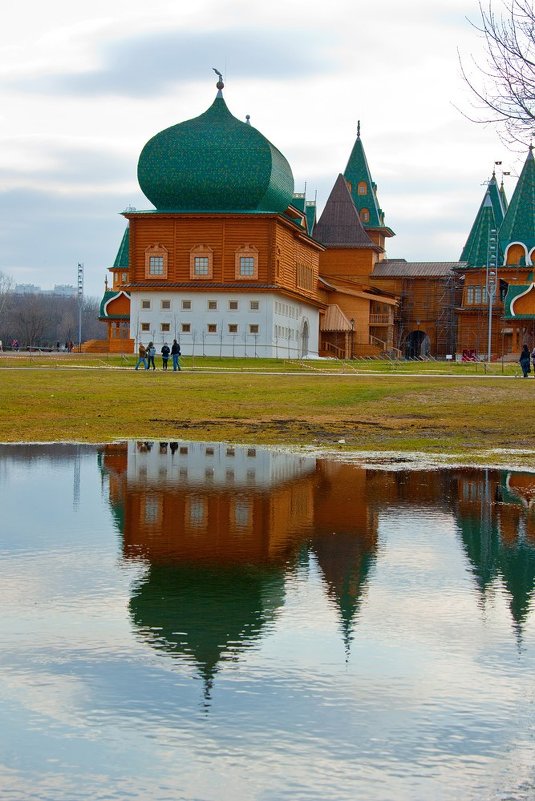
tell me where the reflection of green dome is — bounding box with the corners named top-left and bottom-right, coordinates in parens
top-left (137, 89), bottom-right (294, 213)
top-left (130, 564), bottom-right (285, 696)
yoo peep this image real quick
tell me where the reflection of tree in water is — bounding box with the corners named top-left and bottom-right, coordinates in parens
top-left (455, 469), bottom-right (535, 633)
top-left (130, 563), bottom-right (285, 700)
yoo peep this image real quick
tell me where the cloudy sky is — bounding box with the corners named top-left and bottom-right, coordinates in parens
top-left (0, 0), bottom-right (526, 298)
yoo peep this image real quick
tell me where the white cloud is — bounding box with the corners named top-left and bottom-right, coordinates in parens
top-left (0, 0), bottom-right (523, 296)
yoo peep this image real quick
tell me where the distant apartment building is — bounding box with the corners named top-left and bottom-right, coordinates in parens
top-left (14, 283), bottom-right (77, 297)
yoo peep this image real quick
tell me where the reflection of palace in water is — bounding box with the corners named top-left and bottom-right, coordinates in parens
top-left (99, 442), bottom-right (535, 692)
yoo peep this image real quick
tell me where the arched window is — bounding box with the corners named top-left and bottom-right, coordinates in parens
top-left (506, 243), bottom-right (527, 266)
top-left (358, 181), bottom-right (367, 195)
top-left (360, 208), bottom-right (370, 223)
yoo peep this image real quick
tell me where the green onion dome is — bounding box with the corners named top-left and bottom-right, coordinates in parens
top-left (137, 83), bottom-right (294, 213)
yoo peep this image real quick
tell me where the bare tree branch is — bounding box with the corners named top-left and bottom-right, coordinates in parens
top-left (459, 0), bottom-right (535, 145)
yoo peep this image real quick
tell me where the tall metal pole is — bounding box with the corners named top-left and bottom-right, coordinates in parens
top-left (486, 230), bottom-right (497, 363)
top-left (77, 263), bottom-right (84, 352)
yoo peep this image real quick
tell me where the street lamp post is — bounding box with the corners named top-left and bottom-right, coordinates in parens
top-left (350, 318), bottom-right (355, 360)
top-left (486, 229), bottom-right (497, 363)
top-left (77, 263), bottom-right (84, 352)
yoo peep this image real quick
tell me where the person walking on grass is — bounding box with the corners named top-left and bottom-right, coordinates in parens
top-left (519, 344), bottom-right (531, 378)
top-left (147, 342), bottom-right (156, 370)
top-left (171, 339), bottom-right (181, 371)
top-left (161, 342), bottom-right (170, 370)
top-left (135, 342), bottom-right (148, 370)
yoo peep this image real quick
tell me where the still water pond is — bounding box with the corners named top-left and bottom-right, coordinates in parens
top-left (1, 442), bottom-right (535, 801)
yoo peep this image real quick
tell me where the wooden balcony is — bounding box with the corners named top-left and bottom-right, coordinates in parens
top-left (369, 313), bottom-right (391, 325)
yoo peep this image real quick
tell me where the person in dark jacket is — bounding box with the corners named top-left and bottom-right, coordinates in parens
top-left (519, 344), bottom-right (531, 377)
top-left (171, 339), bottom-right (181, 371)
top-left (147, 342), bottom-right (156, 370)
top-left (161, 343), bottom-right (170, 370)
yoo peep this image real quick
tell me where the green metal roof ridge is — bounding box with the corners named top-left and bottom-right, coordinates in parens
top-left (499, 148), bottom-right (535, 254)
top-left (123, 208), bottom-right (286, 216)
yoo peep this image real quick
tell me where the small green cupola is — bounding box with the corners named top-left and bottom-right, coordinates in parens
top-left (137, 74), bottom-right (294, 214)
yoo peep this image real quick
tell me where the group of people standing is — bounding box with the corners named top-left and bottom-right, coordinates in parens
top-left (135, 340), bottom-right (181, 371)
top-left (519, 345), bottom-right (535, 378)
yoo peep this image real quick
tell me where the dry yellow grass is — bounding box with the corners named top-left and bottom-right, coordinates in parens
top-left (1, 360), bottom-right (534, 466)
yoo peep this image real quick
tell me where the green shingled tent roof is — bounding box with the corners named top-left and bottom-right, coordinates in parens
top-left (499, 147), bottom-right (535, 256)
top-left (113, 226), bottom-right (129, 269)
top-left (460, 182), bottom-right (503, 267)
top-left (343, 123), bottom-right (386, 229)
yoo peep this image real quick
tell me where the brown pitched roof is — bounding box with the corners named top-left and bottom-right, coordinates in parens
top-left (313, 174), bottom-right (379, 250)
top-left (372, 260), bottom-right (465, 277)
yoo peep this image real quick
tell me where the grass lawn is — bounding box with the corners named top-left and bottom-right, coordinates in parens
top-left (1, 354), bottom-right (533, 466)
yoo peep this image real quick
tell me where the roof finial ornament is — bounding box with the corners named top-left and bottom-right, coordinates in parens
top-left (245, 114), bottom-right (251, 125)
top-left (212, 67), bottom-right (224, 96)
top-left (357, 120), bottom-right (361, 138)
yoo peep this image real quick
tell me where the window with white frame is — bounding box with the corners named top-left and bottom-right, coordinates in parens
top-left (149, 256), bottom-right (164, 274)
top-left (228, 324), bottom-right (238, 334)
top-left (181, 323), bottom-right (191, 333)
top-left (229, 300), bottom-right (238, 311)
top-left (194, 257), bottom-right (209, 275)
top-left (208, 300), bottom-right (218, 310)
top-left (249, 324), bottom-right (259, 334)
top-left (161, 323), bottom-right (170, 332)
top-left (161, 299), bottom-right (170, 310)
top-left (182, 300), bottom-right (191, 310)
top-left (239, 257), bottom-right (255, 276)
top-left (207, 324), bottom-right (217, 334)
top-left (250, 300), bottom-right (259, 311)
top-left (142, 300), bottom-right (151, 309)
top-left (141, 322), bottom-right (150, 332)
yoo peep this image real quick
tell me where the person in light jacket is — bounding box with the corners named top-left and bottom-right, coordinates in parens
top-left (147, 342), bottom-right (156, 370)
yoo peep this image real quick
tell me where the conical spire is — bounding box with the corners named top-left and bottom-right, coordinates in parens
top-left (313, 174), bottom-right (376, 248)
top-left (113, 225), bottom-right (129, 268)
top-left (499, 180), bottom-right (508, 213)
top-left (460, 175), bottom-right (504, 267)
top-left (343, 122), bottom-right (386, 229)
top-left (499, 147), bottom-right (535, 257)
